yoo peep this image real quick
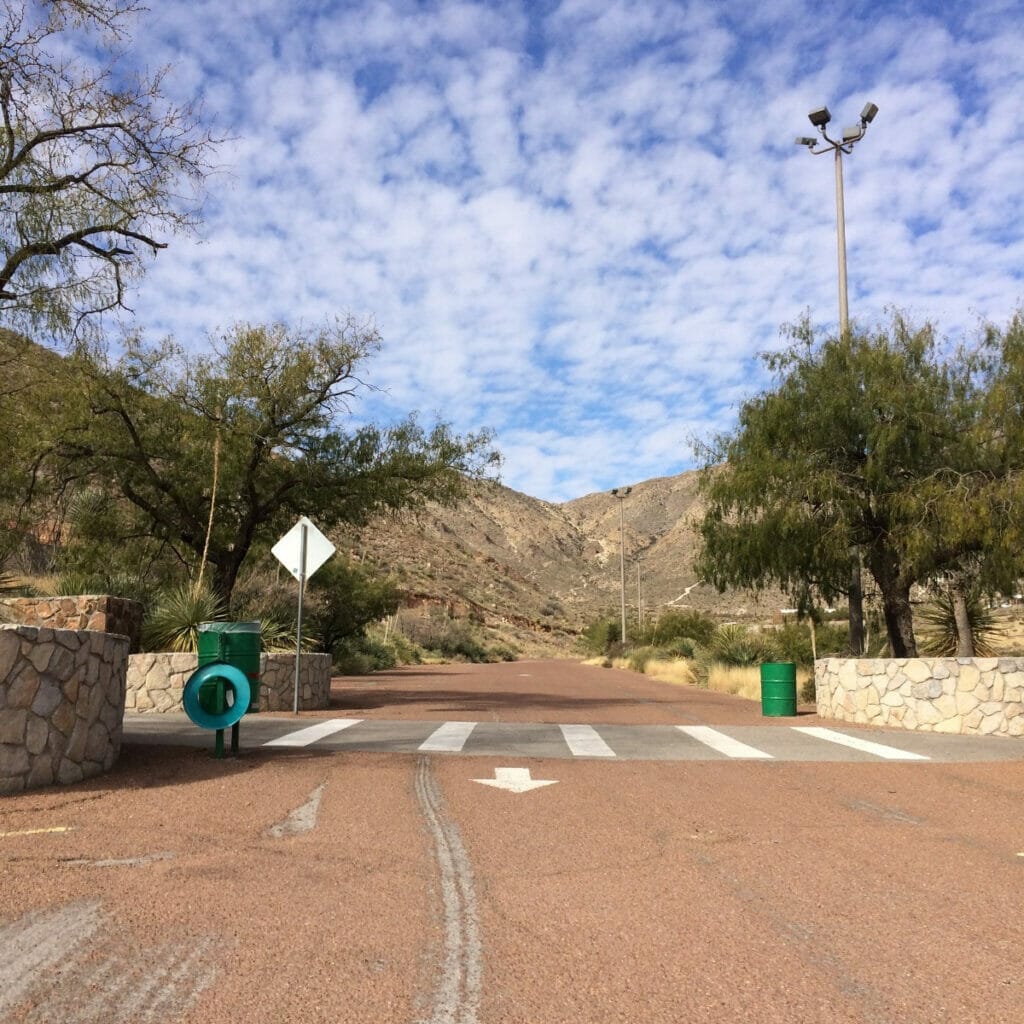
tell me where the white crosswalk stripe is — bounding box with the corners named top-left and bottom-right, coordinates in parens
top-left (559, 723), bottom-right (617, 757)
top-left (419, 721), bottom-right (477, 752)
top-left (677, 725), bottom-right (774, 759)
top-left (118, 715), bottom-right (990, 762)
top-left (263, 718), bottom-right (363, 748)
top-left (791, 726), bottom-right (929, 761)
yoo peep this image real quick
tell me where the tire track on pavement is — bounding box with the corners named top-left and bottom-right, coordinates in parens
top-left (414, 756), bottom-right (482, 1024)
top-left (0, 900), bottom-right (103, 1017)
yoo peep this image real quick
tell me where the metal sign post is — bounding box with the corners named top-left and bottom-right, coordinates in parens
top-left (271, 516), bottom-right (336, 715)
top-left (293, 520), bottom-right (308, 715)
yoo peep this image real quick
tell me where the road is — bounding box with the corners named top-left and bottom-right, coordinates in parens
top-left (2, 659), bottom-right (1023, 1023)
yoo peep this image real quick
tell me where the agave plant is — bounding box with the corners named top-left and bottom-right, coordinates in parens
top-left (142, 582), bottom-right (228, 653)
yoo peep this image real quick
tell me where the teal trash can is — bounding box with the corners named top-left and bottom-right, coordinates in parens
top-left (760, 662), bottom-right (797, 717)
top-left (197, 621), bottom-right (261, 713)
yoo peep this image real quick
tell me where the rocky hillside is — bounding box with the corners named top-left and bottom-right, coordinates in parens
top-left (351, 471), bottom-right (784, 653)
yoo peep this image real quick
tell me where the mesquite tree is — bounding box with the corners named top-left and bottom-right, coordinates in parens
top-left (0, 0), bottom-right (218, 340)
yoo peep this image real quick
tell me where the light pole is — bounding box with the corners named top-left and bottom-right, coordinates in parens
top-left (611, 487), bottom-right (631, 646)
top-left (795, 101), bottom-right (878, 337)
top-left (796, 101), bottom-right (878, 656)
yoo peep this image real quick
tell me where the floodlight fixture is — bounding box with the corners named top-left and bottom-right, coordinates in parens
top-left (860, 101), bottom-right (879, 124)
top-left (808, 106), bottom-right (832, 127)
top-left (795, 135), bottom-right (817, 147)
top-left (842, 125), bottom-right (861, 142)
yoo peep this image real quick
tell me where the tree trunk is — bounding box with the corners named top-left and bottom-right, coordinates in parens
top-left (848, 545), bottom-right (865, 656)
top-left (950, 586), bottom-right (975, 657)
top-left (866, 548), bottom-right (918, 658)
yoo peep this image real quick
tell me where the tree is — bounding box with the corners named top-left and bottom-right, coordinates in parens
top-left (0, 0), bottom-right (218, 341)
top-left (697, 312), bottom-right (977, 658)
top-left (48, 319), bottom-right (500, 604)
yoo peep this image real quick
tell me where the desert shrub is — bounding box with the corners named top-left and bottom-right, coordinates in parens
top-left (489, 643), bottom-right (519, 662)
top-left (332, 635), bottom-right (399, 674)
top-left (581, 616), bottom-right (620, 654)
top-left (799, 675), bottom-right (817, 704)
top-left (660, 636), bottom-right (697, 659)
top-left (628, 646), bottom-right (658, 673)
top-left (399, 610), bottom-right (494, 662)
top-left (651, 609), bottom-right (716, 646)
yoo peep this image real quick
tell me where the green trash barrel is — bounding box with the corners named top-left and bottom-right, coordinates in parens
top-left (198, 621), bottom-right (262, 714)
top-left (760, 661), bottom-right (797, 717)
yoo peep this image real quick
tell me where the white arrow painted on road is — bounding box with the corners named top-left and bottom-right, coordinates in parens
top-left (471, 767), bottom-right (558, 793)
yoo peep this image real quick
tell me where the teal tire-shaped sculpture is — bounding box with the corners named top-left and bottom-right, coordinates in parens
top-left (183, 662), bottom-right (251, 730)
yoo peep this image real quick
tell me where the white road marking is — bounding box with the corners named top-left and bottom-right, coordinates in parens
top-left (263, 718), bottom-right (362, 747)
top-left (268, 782), bottom-right (326, 838)
top-left (471, 767), bottom-right (558, 793)
top-left (677, 726), bottom-right (774, 759)
top-left (420, 721), bottom-right (478, 753)
top-left (792, 726), bottom-right (930, 761)
top-left (559, 723), bottom-right (616, 757)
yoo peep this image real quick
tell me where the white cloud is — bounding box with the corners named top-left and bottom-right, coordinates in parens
top-left (94, 0), bottom-right (1024, 501)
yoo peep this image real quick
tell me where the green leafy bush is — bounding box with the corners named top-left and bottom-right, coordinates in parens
top-left (628, 646), bottom-right (658, 673)
top-left (660, 636), bottom-right (697, 659)
top-left (651, 609), bottom-right (716, 646)
top-left (581, 616), bottom-right (620, 654)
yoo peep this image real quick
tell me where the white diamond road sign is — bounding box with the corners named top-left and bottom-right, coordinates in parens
top-left (271, 516), bottom-right (335, 581)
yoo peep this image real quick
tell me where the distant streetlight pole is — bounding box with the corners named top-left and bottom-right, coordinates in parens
top-left (611, 486), bottom-right (631, 645)
top-left (795, 101), bottom-right (878, 656)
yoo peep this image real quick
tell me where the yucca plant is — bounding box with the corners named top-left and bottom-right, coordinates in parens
top-left (257, 616), bottom-right (319, 653)
top-left (918, 590), bottom-right (1004, 657)
top-left (142, 582), bottom-right (228, 653)
top-left (706, 623), bottom-right (781, 667)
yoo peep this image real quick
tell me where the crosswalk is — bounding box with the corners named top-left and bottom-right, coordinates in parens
top-left (255, 718), bottom-right (938, 763)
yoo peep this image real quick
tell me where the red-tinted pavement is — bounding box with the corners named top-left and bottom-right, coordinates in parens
top-left (4, 659), bottom-right (1024, 1023)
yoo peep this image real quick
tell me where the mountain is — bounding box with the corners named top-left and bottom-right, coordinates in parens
top-left (352, 471), bottom-right (784, 655)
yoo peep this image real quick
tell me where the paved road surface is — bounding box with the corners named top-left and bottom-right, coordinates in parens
top-left (3, 659), bottom-right (1024, 1023)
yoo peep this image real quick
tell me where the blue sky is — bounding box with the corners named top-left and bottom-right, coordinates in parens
top-left (110, 0), bottom-right (1024, 502)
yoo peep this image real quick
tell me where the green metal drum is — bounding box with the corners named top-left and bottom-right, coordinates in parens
top-left (760, 661), bottom-right (797, 717)
top-left (197, 621), bottom-right (262, 713)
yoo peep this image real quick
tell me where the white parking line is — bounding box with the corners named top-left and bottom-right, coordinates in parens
top-left (419, 721), bottom-right (478, 752)
top-left (792, 726), bottom-right (930, 761)
top-left (677, 726), bottom-right (774, 759)
top-left (263, 719), bottom-right (363, 748)
top-left (559, 724), bottom-right (616, 757)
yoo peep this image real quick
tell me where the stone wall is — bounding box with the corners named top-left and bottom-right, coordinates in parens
top-left (0, 625), bottom-right (129, 794)
top-left (126, 652), bottom-right (332, 713)
top-left (1, 595), bottom-right (143, 652)
top-left (815, 657), bottom-right (1024, 736)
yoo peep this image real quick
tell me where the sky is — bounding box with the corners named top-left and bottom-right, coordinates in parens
top-left (104, 0), bottom-right (1024, 502)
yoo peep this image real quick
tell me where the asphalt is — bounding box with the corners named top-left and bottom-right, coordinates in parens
top-left (123, 711), bottom-right (1024, 763)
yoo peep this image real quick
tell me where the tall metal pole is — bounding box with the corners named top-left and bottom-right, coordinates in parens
top-left (293, 520), bottom-right (307, 715)
top-left (834, 146), bottom-right (849, 337)
top-left (611, 487), bottom-right (631, 646)
top-left (636, 560), bottom-right (642, 638)
top-left (618, 498), bottom-right (626, 646)
top-left (797, 103), bottom-right (877, 657)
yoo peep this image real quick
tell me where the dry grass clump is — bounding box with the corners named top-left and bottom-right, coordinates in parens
top-left (642, 658), bottom-right (698, 688)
